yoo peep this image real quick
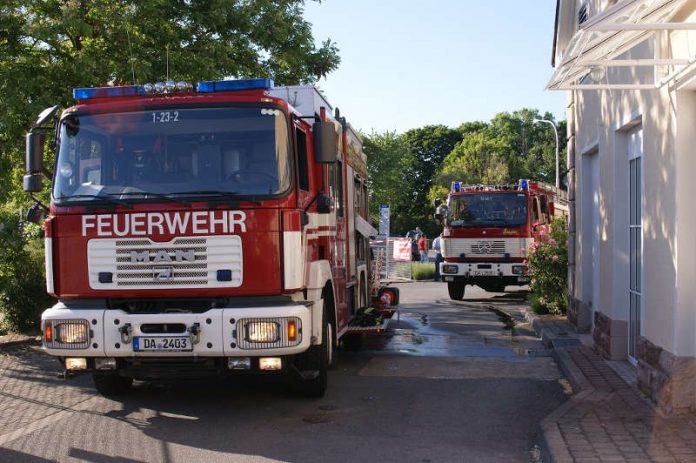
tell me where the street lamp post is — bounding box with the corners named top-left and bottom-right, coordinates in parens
top-left (533, 118), bottom-right (560, 189)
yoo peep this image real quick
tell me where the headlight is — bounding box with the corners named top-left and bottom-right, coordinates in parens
top-left (236, 317), bottom-right (302, 349)
top-left (512, 265), bottom-right (527, 275)
top-left (442, 264), bottom-right (459, 274)
top-left (44, 319), bottom-right (91, 349)
top-left (246, 321), bottom-right (280, 343)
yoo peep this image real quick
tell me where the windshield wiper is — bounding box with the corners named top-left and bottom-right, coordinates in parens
top-left (115, 191), bottom-right (191, 207)
top-left (55, 194), bottom-right (133, 209)
top-left (170, 191), bottom-right (262, 205)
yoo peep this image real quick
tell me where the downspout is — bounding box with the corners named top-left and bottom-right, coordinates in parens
top-left (567, 89), bottom-right (579, 328)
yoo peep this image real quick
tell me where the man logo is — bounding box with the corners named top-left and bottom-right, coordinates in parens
top-left (130, 250), bottom-right (196, 263)
top-left (153, 266), bottom-right (174, 280)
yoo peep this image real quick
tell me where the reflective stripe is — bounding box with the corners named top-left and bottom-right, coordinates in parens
top-left (45, 238), bottom-right (54, 293)
top-left (283, 231), bottom-right (304, 289)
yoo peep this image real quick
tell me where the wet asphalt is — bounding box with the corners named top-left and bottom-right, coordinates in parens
top-left (0, 281), bottom-right (568, 463)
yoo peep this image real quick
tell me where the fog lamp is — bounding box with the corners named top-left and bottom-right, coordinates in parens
top-left (259, 357), bottom-right (282, 371)
top-left (442, 264), bottom-right (459, 274)
top-left (94, 358), bottom-right (117, 370)
top-left (228, 357), bottom-right (251, 370)
top-left (65, 357), bottom-right (87, 370)
top-left (246, 321), bottom-right (279, 343)
top-left (512, 265), bottom-right (527, 275)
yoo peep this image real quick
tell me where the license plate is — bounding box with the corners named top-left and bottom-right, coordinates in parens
top-left (133, 336), bottom-right (192, 352)
top-left (473, 270), bottom-right (494, 276)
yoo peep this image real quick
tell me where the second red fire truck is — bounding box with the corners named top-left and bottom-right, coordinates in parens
top-left (23, 78), bottom-right (396, 398)
top-left (435, 180), bottom-right (557, 300)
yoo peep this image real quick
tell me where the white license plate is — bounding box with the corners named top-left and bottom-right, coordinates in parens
top-left (133, 336), bottom-right (192, 352)
top-left (473, 270), bottom-right (494, 276)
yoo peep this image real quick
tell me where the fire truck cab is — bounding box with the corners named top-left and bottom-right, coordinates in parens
top-left (435, 180), bottom-right (556, 300)
top-left (23, 78), bottom-right (392, 398)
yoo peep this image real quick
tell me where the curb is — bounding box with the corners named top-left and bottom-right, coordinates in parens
top-left (538, 390), bottom-right (594, 463)
top-left (0, 334), bottom-right (40, 349)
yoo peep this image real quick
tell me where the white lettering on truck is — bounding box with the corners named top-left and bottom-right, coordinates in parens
top-left (81, 211), bottom-right (247, 237)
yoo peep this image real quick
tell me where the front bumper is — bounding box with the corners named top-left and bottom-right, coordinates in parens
top-left (439, 262), bottom-right (527, 279)
top-left (41, 301), bottom-right (313, 359)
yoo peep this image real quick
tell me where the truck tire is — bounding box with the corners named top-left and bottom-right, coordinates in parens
top-left (293, 303), bottom-right (330, 398)
top-left (93, 373), bottom-right (133, 396)
top-left (448, 281), bottom-right (465, 300)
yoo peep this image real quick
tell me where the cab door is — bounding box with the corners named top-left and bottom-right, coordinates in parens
top-left (328, 156), bottom-right (348, 331)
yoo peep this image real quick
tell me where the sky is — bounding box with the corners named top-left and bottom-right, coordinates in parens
top-left (303, 0), bottom-right (566, 135)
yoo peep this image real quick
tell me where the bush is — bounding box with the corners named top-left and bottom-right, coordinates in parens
top-left (411, 262), bottom-right (435, 280)
top-left (526, 217), bottom-right (568, 315)
top-left (0, 205), bottom-right (53, 333)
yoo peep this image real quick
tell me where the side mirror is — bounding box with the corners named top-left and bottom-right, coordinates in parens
top-left (434, 204), bottom-right (448, 225)
top-left (24, 132), bottom-right (46, 192)
top-left (312, 120), bottom-right (337, 164)
top-left (26, 132), bottom-right (45, 174)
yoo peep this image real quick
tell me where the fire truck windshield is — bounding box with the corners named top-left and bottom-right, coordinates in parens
top-left (448, 192), bottom-right (528, 228)
top-left (53, 106), bottom-right (290, 203)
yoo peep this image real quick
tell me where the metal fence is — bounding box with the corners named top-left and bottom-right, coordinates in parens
top-left (370, 237), bottom-right (412, 282)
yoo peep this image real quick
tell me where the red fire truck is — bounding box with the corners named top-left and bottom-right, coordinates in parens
top-left (23, 78), bottom-right (396, 397)
top-left (435, 180), bottom-right (557, 300)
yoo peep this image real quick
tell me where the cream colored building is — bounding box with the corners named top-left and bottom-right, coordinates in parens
top-left (550, 0), bottom-right (696, 414)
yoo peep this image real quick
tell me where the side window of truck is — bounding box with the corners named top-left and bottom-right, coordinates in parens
top-left (539, 195), bottom-right (549, 223)
top-left (531, 197), bottom-right (540, 224)
top-left (295, 126), bottom-right (309, 191)
top-left (335, 159), bottom-right (344, 218)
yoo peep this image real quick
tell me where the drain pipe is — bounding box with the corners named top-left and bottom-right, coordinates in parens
top-left (566, 91), bottom-right (578, 328)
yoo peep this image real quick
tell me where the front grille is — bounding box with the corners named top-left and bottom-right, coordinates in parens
top-left (443, 238), bottom-right (529, 259)
top-left (235, 317), bottom-right (302, 350)
top-left (88, 235), bottom-right (243, 290)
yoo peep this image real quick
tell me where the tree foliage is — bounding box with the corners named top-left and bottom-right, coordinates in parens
top-left (401, 125), bottom-right (462, 229)
top-left (363, 131), bottom-right (415, 235)
top-left (363, 109), bottom-right (566, 237)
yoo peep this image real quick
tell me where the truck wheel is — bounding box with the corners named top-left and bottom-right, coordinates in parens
top-left (448, 281), bottom-right (465, 300)
top-left (293, 305), bottom-right (330, 398)
top-left (93, 373), bottom-right (133, 396)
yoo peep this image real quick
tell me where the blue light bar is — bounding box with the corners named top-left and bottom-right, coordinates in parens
top-left (73, 85), bottom-right (145, 100)
top-left (196, 78), bottom-right (274, 93)
top-left (519, 179), bottom-right (529, 190)
top-left (452, 181), bottom-right (462, 192)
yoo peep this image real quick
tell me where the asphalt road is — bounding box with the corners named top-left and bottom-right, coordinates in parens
top-left (0, 282), bottom-right (568, 463)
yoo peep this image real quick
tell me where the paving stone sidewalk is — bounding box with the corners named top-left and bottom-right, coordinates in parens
top-left (529, 314), bottom-right (696, 463)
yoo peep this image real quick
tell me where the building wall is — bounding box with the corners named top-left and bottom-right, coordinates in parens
top-left (568, 16), bottom-right (696, 412)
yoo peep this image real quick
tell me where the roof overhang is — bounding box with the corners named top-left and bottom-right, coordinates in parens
top-left (547, 0), bottom-right (696, 90)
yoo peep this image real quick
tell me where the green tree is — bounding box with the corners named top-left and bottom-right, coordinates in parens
top-left (432, 131), bottom-right (510, 200)
top-left (428, 109), bottom-right (566, 203)
top-left (400, 125), bottom-right (462, 236)
top-left (363, 131), bottom-right (415, 235)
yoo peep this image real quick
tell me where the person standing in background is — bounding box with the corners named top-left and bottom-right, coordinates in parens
top-left (406, 226), bottom-right (422, 261)
top-left (418, 233), bottom-right (428, 263)
top-left (432, 233), bottom-right (443, 281)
